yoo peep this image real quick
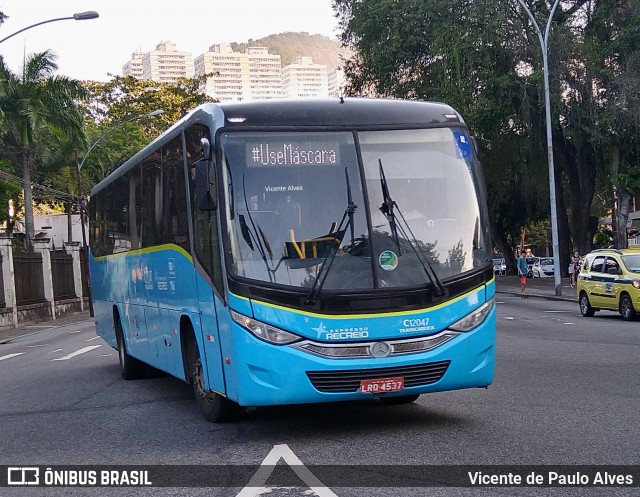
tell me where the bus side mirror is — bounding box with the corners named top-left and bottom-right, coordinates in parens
top-left (194, 138), bottom-right (217, 211)
top-left (201, 137), bottom-right (211, 161)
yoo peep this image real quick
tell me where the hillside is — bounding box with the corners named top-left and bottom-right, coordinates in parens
top-left (230, 32), bottom-right (350, 70)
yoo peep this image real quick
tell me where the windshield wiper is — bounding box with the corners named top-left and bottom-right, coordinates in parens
top-left (378, 159), bottom-right (446, 297)
top-left (378, 159), bottom-right (401, 252)
top-left (305, 167), bottom-right (357, 305)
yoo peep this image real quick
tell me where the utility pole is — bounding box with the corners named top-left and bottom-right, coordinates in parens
top-left (515, 0), bottom-right (563, 296)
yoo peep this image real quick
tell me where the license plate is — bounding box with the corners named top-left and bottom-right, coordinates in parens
top-left (360, 377), bottom-right (404, 394)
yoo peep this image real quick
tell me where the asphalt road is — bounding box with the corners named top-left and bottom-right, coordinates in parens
top-left (0, 294), bottom-right (638, 497)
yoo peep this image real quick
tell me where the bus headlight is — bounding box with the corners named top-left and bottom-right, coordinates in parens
top-left (230, 310), bottom-right (301, 345)
top-left (447, 300), bottom-right (495, 332)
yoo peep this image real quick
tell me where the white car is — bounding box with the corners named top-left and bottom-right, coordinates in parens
top-left (532, 257), bottom-right (555, 278)
top-left (493, 258), bottom-right (506, 275)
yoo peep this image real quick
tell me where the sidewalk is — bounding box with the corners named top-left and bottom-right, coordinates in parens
top-left (0, 310), bottom-right (92, 344)
top-left (494, 275), bottom-right (577, 302)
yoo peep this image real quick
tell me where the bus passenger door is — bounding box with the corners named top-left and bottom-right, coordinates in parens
top-left (190, 207), bottom-right (226, 395)
top-left (193, 277), bottom-right (226, 395)
top-left (186, 123), bottom-right (226, 395)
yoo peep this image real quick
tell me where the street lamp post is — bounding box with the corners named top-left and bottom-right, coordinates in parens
top-left (0, 11), bottom-right (99, 44)
top-left (515, 0), bottom-right (562, 296)
top-left (76, 109), bottom-right (164, 317)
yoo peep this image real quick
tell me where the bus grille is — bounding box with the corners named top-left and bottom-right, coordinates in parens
top-left (306, 361), bottom-right (450, 393)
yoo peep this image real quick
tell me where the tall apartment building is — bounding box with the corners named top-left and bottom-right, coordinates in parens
top-left (282, 57), bottom-right (329, 98)
top-left (122, 51), bottom-right (144, 79)
top-left (121, 41), bottom-right (343, 102)
top-left (122, 41), bottom-right (194, 84)
top-left (194, 43), bottom-right (282, 102)
top-left (328, 69), bottom-right (346, 97)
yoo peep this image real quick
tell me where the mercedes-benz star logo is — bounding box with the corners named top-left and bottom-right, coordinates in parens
top-left (370, 341), bottom-right (392, 358)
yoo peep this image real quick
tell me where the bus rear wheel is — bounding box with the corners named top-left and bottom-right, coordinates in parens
top-left (188, 342), bottom-right (240, 423)
top-left (115, 314), bottom-right (145, 380)
top-left (379, 394), bottom-right (420, 405)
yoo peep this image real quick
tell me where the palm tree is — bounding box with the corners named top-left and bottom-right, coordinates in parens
top-left (0, 50), bottom-right (87, 248)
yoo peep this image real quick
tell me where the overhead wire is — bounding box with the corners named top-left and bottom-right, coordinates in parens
top-left (0, 169), bottom-right (78, 204)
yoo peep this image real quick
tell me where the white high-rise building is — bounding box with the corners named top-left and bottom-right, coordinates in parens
top-left (122, 51), bottom-right (144, 79)
top-left (194, 43), bottom-right (281, 102)
top-left (282, 57), bottom-right (329, 98)
top-left (328, 69), bottom-right (346, 97)
top-left (137, 41), bottom-right (194, 84)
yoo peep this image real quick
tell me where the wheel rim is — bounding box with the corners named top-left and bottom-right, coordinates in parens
top-left (622, 298), bottom-right (631, 318)
top-left (193, 357), bottom-right (217, 406)
top-left (580, 296), bottom-right (589, 314)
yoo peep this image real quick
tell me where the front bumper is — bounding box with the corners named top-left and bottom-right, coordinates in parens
top-left (224, 307), bottom-right (496, 406)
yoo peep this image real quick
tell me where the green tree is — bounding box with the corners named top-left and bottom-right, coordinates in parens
top-left (76, 75), bottom-right (214, 189)
top-left (572, 1), bottom-right (640, 248)
top-left (333, 0), bottom-right (552, 269)
top-left (0, 50), bottom-right (87, 248)
top-left (333, 0), bottom-right (638, 270)
top-left (0, 159), bottom-right (21, 231)
top-left (82, 75), bottom-right (214, 136)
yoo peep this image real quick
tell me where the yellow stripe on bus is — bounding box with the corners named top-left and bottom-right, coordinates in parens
top-left (92, 244), bottom-right (193, 263)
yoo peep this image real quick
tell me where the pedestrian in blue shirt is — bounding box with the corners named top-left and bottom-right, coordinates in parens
top-left (517, 250), bottom-right (528, 298)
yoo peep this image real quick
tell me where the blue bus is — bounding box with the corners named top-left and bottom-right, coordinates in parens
top-left (89, 98), bottom-right (496, 422)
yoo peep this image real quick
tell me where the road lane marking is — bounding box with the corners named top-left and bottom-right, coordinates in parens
top-left (25, 344), bottom-right (49, 347)
top-left (47, 348), bottom-right (64, 354)
top-left (0, 353), bottom-right (25, 361)
top-left (544, 310), bottom-right (571, 313)
top-left (236, 444), bottom-right (338, 497)
top-left (504, 317), bottom-right (515, 320)
top-left (86, 336), bottom-right (101, 342)
top-left (51, 345), bottom-right (102, 361)
top-left (69, 330), bottom-right (83, 334)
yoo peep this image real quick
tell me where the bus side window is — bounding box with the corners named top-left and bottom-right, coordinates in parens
top-left (162, 136), bottom-right (189, 251)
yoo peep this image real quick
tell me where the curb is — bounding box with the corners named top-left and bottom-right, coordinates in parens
top-left (495, 289), bottom-right (577, 303)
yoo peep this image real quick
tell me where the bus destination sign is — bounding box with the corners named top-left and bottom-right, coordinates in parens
top-left (247, 141), bottom-right (340, 167)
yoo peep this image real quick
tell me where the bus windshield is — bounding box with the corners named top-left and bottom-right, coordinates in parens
top-left (221, 128), bottom-right (490, 291)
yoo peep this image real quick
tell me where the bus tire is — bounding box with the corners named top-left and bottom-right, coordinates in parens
top-left (188, 341), bottom-right (240, 423)
top-left (115, 313), bottom-right (146, 380)
top-left (380, 394), bottom-right (420, 405)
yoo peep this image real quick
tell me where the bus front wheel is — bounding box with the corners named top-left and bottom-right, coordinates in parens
top-left (188, 342), bottom-right (240, 423)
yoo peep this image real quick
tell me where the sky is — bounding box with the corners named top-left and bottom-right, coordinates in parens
top-left (0, 1), bottom-right (342, 82)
